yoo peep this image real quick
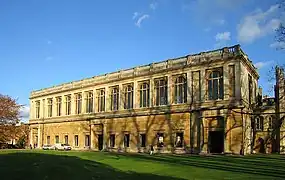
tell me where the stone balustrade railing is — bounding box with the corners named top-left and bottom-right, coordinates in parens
top-left (30, 44), bottom-right (247, 98)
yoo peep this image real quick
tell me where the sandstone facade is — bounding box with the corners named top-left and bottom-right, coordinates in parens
top-left (29, 45), bottom-right (259, 154)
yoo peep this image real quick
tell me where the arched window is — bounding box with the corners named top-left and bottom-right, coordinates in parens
top-left (207, 68), bottom-right (224, 100)
top-left (139, 82), bottom-right (150, 108)
top-left (97, 89), bottom-right (105, 112)
top-left (174, 75), bottom-right (187, 104)
top-left (124, 84), bottom-right (133, 109)
top-left (111, 86), bottom-right (119, 111)
top-left (75, 93), bottom-right (82, 114)
top-left (155, 78), bottom-right (168, 106)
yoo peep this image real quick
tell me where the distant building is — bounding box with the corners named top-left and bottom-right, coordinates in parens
top-left (29, 44), bottom-right (262, 154)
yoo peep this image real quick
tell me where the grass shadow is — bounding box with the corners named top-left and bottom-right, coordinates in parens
top-left (0, 151), bottom-right (184, 180)
top-left (108, 152), bottom-right (285, 179)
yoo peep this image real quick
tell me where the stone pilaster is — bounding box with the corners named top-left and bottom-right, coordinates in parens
top-left (90, 124), bottom-right (95, 149)
top-left (133, 81), bottom-right (137, 109)
top-left (37, 125), bottom-right (41, 148)
top-left (167, 75), bottom-right (172, 105)
top-left (71, 94), bottom-right (76, 115)
top-left (105, 87), bottom-right (109, 112)
top-left (119, 84), bottom-right (124, 110)
top-left (52, 97), bottom-right (56, 117)
top-left (200, 69), bottom-right (206, 102)
top-left (61, 96), bottom-right (65, 116)
top-left (150, 77), bottom-right (154, 107)
top-left (187, 72), bottom-right (192, 104)
top-left (82, 92), bottom-right (86, 114)
top-left (223, 65), bottom-right (230, 100)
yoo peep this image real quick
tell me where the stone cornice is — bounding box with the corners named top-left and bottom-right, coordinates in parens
top-left (28, 101), bottom-right (244, 125)
top-left (30, 44), bottom-right (257, 99)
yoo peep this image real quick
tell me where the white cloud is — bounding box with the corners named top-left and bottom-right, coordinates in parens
top-left (254, 60), bottom-right (274, 69)
top-left (150, 2), bottom-right (158, 10)
top-left (215, 32), bottom-right (231, 41)
top-left (270, 41), bottom-right (285, 49)
top-left (132, 12), bottom-right (139, 20)
top-left (237, 4), bottom-right (281, 43)
top-left (135, 14), bottom-right (150, 27)
top-left (215, 31), bottom-right (231, 48)
top-left (20, 106), bottom-right (30, 122)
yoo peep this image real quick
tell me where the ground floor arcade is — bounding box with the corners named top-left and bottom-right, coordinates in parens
top-left (29, 109), bottom-right (252, 154)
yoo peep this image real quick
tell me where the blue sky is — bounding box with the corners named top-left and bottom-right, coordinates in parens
top-left (0, 0), bottom-right (284, 122)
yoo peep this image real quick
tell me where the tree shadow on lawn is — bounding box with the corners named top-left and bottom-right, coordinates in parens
top-left (0, 152), bottom-right (184, 180)
top-left (110, 153), bottom-right (285, 179)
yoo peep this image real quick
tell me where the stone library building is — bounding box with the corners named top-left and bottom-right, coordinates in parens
top-left (29, 44), bottom-right (279, 155)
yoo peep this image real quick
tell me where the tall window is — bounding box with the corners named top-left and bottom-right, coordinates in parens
top-left (56, 96), bottom-right (62, 116)
top-left (140, 134), bottom-right (146, 147)
top-left (55, 135), bottom-right (59, 143)
top-left (110, 134), bottom-right (115, 148)
top-left (75, 93), bottom-right (82, 114)
top-left (124, 134), bottom-right (130, 147)
top-left (207, 68), bottom-right (224, 100)
top-left (47, 98), bottom-right (53, 117)
top-left (74, 135), bottom-right (79, 146)
top-left (35, 100), bottom-right (40, 119)
top-left (124, 84), bottom-right (133, 109)
top-left (97, 89), bottom-right (105, 112)
top-left (255, 117), bottom-right (263, 131)
top-left (155, 78), bottom-right (168, 106)
top-left (64, 135), bottom-right (68, 144)
top-left (86, 91), bottom-right (93, 113)
top-left (111, 86), bottom-right (119, 111)
top-left (65, 95), bottom-right (71, 115)
top-left (85, 135), bottom-right (90, 147)
top-left (139, 82), bottom-right (150, 108)
top-left (248, 75), bottom-right (253, 105)
top-left (174, 75), bottom-right (187, 104)
top-left (47, 136), bottom-right (50, 145)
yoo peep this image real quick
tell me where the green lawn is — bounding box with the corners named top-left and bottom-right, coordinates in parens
top-left (0, 150), bottom-right (285, 180)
